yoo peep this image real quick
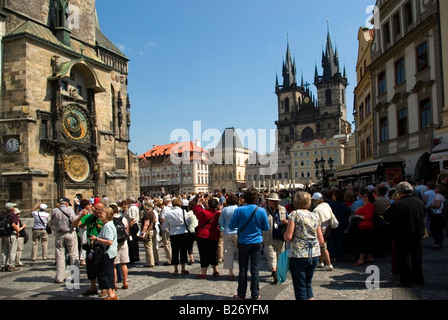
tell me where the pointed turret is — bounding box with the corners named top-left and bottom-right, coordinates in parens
top-left (321, 26), bottom-right (339, 79)
top-left (282, 40), bottom-right (296, 89)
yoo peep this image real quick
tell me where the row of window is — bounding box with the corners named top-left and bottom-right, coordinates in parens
top-left (377, 41), bottom-right (428, 96)
top-left (379, 98), bottom-right (432, 142)
top-left (382, 1), bottom-right (414, 48)
top-left (293, 149), bottom-right (339, 157)
top-left (248, 172), bottom-right (289, 181)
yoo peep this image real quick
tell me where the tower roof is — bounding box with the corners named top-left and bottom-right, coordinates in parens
top-left (321, 27), bottom-right (339, 79)
top-left (281, 37), bottom-right (297, 89)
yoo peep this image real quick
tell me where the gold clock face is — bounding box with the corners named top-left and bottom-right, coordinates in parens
top-left (304, 96), bottom-right (310, 103)
top-left (66, 153), bottom-right (90, 182)
top-left (62, 107), bottom-right (89, 141)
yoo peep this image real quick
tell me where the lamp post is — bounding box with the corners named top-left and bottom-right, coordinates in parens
top-left (314, 157), bottom-right (334, 187)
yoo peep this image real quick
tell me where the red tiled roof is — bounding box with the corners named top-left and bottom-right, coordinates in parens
top-left (138, 141), bottom-right (207, 159)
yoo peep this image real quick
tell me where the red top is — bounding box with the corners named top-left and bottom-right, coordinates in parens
top-left (357, 202), bottom-right (374, 230)
top-left (193, 205), bottom-right (221, 241)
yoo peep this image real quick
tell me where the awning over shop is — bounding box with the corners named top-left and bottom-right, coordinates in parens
top-left (335, 165), bottom-right (379, 178)
top-left (335, 156), bottom-right (405, 179)
top-left (430, 142), bottom-right (448, 162)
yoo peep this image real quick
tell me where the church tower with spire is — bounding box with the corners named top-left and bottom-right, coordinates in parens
top-left (275, 26), bottom-right (351, 152)
top-left (314, 25), bottom-right (351, 138)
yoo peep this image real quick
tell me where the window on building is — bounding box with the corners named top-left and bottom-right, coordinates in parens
top-left (380, 117), bottom-right (389, 142)
top-left (420, 98), bottom-right (431, 130)
top-left (378, 72), bottom-right (387, 95)
top-left (417, 42), bottom-right (428, 73)
top-left (359, 102), bottom-right (364, 122)
top-left (284, 98), bottom-right (290, 113)
top-left (383, 22), bottom-right (391, 46)
top-left (404, 1), bottom-right (413, 29)
top-left (393, 11), bottom-right (401, 39)
top-left (397, 108), bottom-right (408, 136)
top-left (10, 182), bottom-right (22, 200)
top-left (366, 136), bottom-right (373, 157)
top-left (325, 89), bottom-right (332, 106)
top-left (365, 94), bottom-right (371, 116)
top-left (395, 59), bottom-right (405, 85)
top-left (361, 141), bottom-right (366, 160)
top-left (40, 119), bottom-right (49, 139)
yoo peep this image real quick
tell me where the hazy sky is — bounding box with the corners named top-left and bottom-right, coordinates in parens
top-left (96, 0), bottom-right (375, 156)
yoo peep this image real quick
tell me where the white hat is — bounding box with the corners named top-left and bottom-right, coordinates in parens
top-left (266, 193), bottom-right (280, 201)
top-left (163, 195), bottom-right (172, 201)
top-left (15, 208), bottom-right (21, 214)
top-left (5, 203), bottom-right (17, 210)
top-left (39, 203), bottom-right (48, 210)
top-left (311, 192), bottom-right (323, 200)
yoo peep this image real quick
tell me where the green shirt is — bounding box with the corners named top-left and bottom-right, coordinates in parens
top-left (80, 214), bottom-right (103, 237)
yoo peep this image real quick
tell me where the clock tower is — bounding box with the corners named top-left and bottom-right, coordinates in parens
top-left (0, 0), bottom-right (140, 211)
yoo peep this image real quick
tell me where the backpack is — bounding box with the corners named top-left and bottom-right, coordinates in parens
top-left (113, 217), bottom-right (128, 243)
top-left (0, 213), bottom-right (12, 236)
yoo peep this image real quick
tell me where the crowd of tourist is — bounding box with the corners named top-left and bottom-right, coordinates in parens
top-left (1, 174), bottom-right (446, 300)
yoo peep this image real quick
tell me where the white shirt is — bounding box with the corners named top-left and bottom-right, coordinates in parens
top-left (32, 210), bottom-right (49, 229)
top-left (160, 203), bottom-right (172, 231)
top-left (125, 203), bottom-right (140, 223)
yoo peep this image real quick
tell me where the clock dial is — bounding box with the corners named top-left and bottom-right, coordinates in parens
top-left (62, 107), bottom-right (89, 141)
top-left (5, 138), bottom-right (19, 153)
top-left (304, 96), bottom-right (310, 103)
top-left (66, 153), bottom-right (90, 182)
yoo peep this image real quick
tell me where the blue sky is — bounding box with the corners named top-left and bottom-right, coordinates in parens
top-left (95, 0), bottom-right (375, 156)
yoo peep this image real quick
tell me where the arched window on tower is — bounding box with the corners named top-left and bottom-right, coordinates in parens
top-left (284, 98), bottom-right (290, 113)
top-left (325, 89), bottom-right (332, 106)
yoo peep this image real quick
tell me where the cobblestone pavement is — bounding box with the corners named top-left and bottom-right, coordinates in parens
top-left (1, 219), bottom-right (448, 306)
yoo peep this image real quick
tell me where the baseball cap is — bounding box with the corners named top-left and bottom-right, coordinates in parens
top-left (39, 204), bottom-right (48, 210)
top-left (5, 202), bottom-right (17, 210)
top-left (311, 192), bottom-right (323, 200)
top-left (59, 198), bottom-right (71, 204)
top-left (15, 208), bottom-right (21, 214)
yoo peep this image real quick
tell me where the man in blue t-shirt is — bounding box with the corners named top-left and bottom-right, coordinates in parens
top-left (229, 187), bottom-right (269, 300)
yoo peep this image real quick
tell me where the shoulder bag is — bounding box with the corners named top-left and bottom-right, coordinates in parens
top-left (237, 206), bottom-right (259, 248)
top-left (37, 212), bottom-right (52, 235)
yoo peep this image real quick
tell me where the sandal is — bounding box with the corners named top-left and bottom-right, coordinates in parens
top-left (229, 275), bottom-right (235, 281)
top-left (181, 270), bottom-right (190, 275)
top-left (172, 271), bottom-right (179, 276)
top-left (213, 271), bottom-right (220, 277)
top-left (354, 261), bottom-right (365, 266)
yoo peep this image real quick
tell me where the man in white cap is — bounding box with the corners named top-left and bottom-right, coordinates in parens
top-left (159, 195), bottom-right (172, 265)
top-left (262, 192), bottom-right (289, 284)
top-left (0, 203), bottom-right (21, 271)
top-left (31, 203), bottom-right (50, 261)
top-left (311, 192), bottom-right (335, 271)
top-left (49, 198), bottom-right (78, 283)
top-left (124, 196), bottom-right (140, 263)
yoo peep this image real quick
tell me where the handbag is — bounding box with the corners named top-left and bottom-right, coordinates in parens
top-left (37, 212), bottom-right (52, 235)
top-left (277, 249), bottom-right (290, 284)
top-left (88, 243), bottom-right (105, 264)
